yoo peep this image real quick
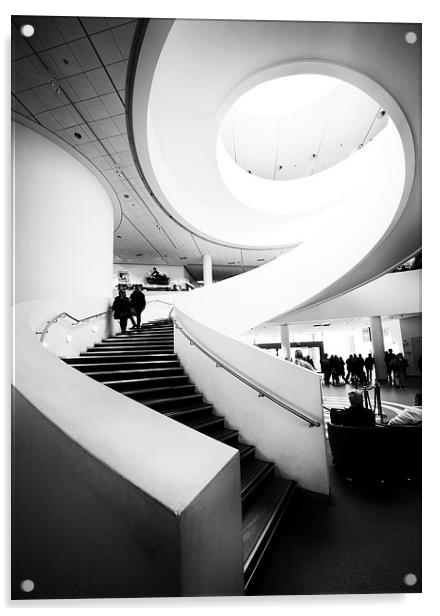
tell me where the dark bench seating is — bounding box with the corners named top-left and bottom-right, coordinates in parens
top-left (328, 422), bottom-right (421, 483)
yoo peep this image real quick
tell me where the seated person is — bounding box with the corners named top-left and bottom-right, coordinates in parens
top-left (334, 390), bottom-right (376, 427)
top-left (388, 392), bottom-right (422, 425)
top-left (149, 267), bottom-right (161, 279)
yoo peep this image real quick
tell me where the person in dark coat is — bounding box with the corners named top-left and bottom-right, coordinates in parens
top-left (358, 354), bottom-right (366, 384)
top-left (365, 353), bottom-right (375, 382)
top-left (340, 390), bottom-right (376, 427)
top-left (111, 289), bottom-right (135, 333)
top-left (345, 354), bottom-right (354, 383)
top-left (130, 284), bottom-right (146, 329)
top-left (384, 349), bottom-right (395, 384)
top-left (321, 354), bottom-right (331, 385)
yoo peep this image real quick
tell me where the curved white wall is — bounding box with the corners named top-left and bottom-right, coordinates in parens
top-left (13, 121), bottom-right (114, 304)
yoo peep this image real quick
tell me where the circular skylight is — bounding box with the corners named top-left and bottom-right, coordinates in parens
top-left (232, 74), bottom-right (341, 117)
top-left (218, 74), bottom-right (388, 183)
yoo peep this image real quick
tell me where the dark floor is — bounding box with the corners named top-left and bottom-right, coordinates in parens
top-left (250, 378), bottom-right (422, 596)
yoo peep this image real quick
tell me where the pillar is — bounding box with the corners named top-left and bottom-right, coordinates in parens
top-left (203, 254), bottom-right (213, 286)
top-left (280, 324), bottom-right (291, 361)
top-left (369, 316), bottom-right (387, 381)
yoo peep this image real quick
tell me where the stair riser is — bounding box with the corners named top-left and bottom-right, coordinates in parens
top-left (125, 385), bottom-right (196, 401)
top-left (146, 396), bottom-right (204, 411)
top-left (69, 362), bottom-right (181, 372)
top-left (82, 350), bottom-right (174, 356)
top-left (83, 368), bottom-right (184, 381)
top-left (67, 355), bottom-right (177, 363)
top-left (242, 467), bottom-right (275, 506)
top-left (90, 346), bottom-right (175, 352)
top-left (106, 376), bottom-right (190, 391)
top-left (164, 406), bottom-right (214, 422)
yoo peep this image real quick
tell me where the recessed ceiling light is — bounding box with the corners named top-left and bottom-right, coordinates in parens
top-left (20, 24), bottom-right (34, 37)
top-left (247, 170), bottom-right (252, 174)
top-left (278, 165), bottom-right (283, 170)
top-left (405, 31), bottom-right (417, 44)
top-left (179, 257), bottom-right (187, 260)
top-left (377, 109), bottom-right (386, 118)
top-left (257, 258), bottom-right (265, 262)
top-left (135, 253), bottom-right (143, 256)
top-left (73, 132), bottom-right (82, 139)
top-left (63, 58), bottom-right (69, 65)
top-left (123, 194), bottom-right (130, 199)
top-left (116, 235), bottom-right (122, 239)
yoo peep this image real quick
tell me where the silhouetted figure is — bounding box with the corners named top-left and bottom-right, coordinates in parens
top-left (330, 355), bottom-right (339, 385)
top-left (346, 354), bottom-right (354, 383)
top-left (112, 289), bottom-right (135, 333)
top-left (365, 353), bottom-right (375, 382)
top-left (337, 390), bottom-right (376, 427)
top-left (357, 354), bottom-right (366, 384)
top-left (305, 355), bottom-right (315, 369)
top-left (337, 357), bottom-right (345, 383)
top-left (130, 284), bottom-right (146, 329)
top-left (321, 353), bottom-right (331, 384)
top-left (391, 353), bottom-right (408, 388)
top-left (384, 349), bottom-right (395, 385)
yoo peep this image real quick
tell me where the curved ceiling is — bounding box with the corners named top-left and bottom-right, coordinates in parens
top-left (219, 75), bottom-right (388, 182)
top-left (133, 19), bottom-right (410, 249)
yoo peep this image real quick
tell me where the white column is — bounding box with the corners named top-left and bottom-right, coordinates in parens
top-left (369, 316), bottom-right (387, 381)
top-left (203, 254), bottom-right (213, 286)
top-left (280, 324), bottom-right (291, 361)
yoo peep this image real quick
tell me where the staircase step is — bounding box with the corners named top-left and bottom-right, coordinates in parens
top-left (141, 393), bottom-right (204, 411)
top-left (205, 426), bottom-right (240, 446)
top-left (88, 342), bottom-right (174, 352)
top-left (163, 403), bottom-right (214, 421)
top-left (178, 414), bottom-right (225, 434)
top-left (81, 367), bottom-right (184, 380)
top-left (117, 384), bottom-right (196, 400)
top-left (241, 458), bottom-right (275, 505)
top-left (237, 443), bottom-right (256, 462)
top-left (243, 478), bottom-right (297, 591)
top-left (64, 354), bottom-right (177, 364)
top-left (82, 349), bottom-right (174, 356)
top-left (68, 361), bottom-right (181, 373)
top-left (100, 337), bottom-right (174, 343)
top-left (104, 375), bottom-right (190, 391)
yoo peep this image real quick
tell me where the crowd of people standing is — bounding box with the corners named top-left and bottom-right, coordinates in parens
top-left (321, 353), bottom-right (375, 386)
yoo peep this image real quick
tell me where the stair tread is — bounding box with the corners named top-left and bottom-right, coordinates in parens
top-left (140, 393), bottom-right (203, 407)
top-left (241, 458), bottom-right (274, 497)
top-left (83, 367), bottom-right (183, 377)
top-left (103, 375), bottom-right (188, 386)
top-left (205, 426), bottom-right (239, 443)
top-left (178, 414), bottom-right (223, 430)
top-left (164, 404), bottom-right (214, 419)
top-left (121, 384), bottom-right (195, 397)
top-left (243, 478), bottom-right (297, 586)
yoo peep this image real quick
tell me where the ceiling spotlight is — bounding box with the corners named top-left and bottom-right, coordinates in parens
top-left (247, 170), bottom-right (252, 174)
top-left (114, 168), bottom-right (122, 176)
top-left (278, 165), bottom-right (283, 170)
top-left (116, 235), bottom-right (122, 239)
top-left (179, 257), bottom-right (187, 260)
top-left (312, 153), bottom-right (317, 158)
top-left (63, 58), bottom-right (69, 65)
top-left (123, 194), bottom-right (130, 199)
top-left (405, 31), bottom-right (417, 44)
top-left (73, 132), bottom-right (82, 140)
top-left (135, 253), bottom-right (144, 256)
top-left (257, 258), bottom-right (265, 262)
top-left (377, 109), bottom-right (386, 119)
top-left (20, 24), bottom-right (34, 37)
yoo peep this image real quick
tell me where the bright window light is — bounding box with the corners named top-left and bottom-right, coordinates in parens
top-left (232, 74), bottom-right (342, 117)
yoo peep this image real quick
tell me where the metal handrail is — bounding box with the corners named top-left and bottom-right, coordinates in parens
top-left (144, 299), bottom-right (175, 320)
top-left (173, 318), bottom-right (321, 428)
top-left (38, 310), bottom-right (110, 343)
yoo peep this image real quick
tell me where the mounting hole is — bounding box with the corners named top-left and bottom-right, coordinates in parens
top-left (20, 24), bottom-right (35, 38)
top-left (20, 579), bottom-right (35, 593)
top-left (405, 32), bottom-right (417, 44)
top-left (403, 573), bottom-right (417, 586)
